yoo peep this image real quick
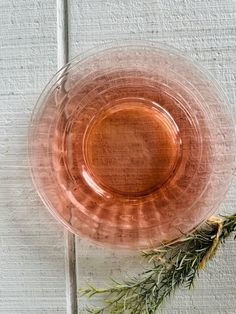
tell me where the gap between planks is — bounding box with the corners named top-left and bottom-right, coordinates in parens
top-left (57, 1), bottom-right (78, 313)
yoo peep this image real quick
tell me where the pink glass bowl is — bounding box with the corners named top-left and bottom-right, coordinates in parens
top-left (29, 42), bottom-right (236, 249)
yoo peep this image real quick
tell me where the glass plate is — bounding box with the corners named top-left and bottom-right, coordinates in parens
top-left (29, 42), bottom-right (236, 249)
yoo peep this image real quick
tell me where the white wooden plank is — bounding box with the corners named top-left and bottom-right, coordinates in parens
top-left (68, 0), bottom-right (236, 313)
top-left (0, 1), bottom-right (67, 313)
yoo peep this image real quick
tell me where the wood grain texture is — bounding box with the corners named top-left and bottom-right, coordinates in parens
top-left (0, 1), bottom-right (67, 313)
top-left (1, 1), bottom-right (235, 313)
top-left (68, 0), bottom-right (236, 313)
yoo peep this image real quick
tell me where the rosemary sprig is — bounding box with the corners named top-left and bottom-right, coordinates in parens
top-left (80, 214), bottom-right (236, 314)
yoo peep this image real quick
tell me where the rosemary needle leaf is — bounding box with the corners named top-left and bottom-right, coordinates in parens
top-left (80, 214), bottom-right (236, 313)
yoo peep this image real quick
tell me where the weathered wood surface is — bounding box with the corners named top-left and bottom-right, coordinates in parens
top-left (0, 0), bottom-right (235, 313)
top-left (0, 1), bottom-right (67, 313)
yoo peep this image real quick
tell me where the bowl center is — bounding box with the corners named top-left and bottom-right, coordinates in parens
top-left (84, 98), bottom-right (181, 197)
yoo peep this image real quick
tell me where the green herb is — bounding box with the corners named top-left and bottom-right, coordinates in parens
top-left (80, 214), bottom-right (236, 314)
